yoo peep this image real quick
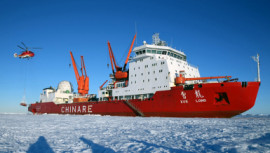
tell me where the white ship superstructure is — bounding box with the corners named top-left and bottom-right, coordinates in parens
top-left (99, 33), bottom-right (200, 101)
top-left (40, 81), bottom-right (74, 104)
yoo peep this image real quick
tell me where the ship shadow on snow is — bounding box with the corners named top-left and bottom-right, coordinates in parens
top-left (80, 137), bottom-right (116, 153)
top-left (27, 136), bottom-right (54, 153)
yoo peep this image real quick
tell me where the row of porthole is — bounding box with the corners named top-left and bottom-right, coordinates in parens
top-left (131, 69), bottom-right (164, 77)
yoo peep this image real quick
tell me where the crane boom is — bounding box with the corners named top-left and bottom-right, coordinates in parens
top-left (107, 41), bottom-right (115, 74)
top-left (123, 33), bottom-right (137, 71)
top-left (81, 56), bottom-right (87, 77)
top-left (107, 34), bottom-right (137, 80)
top-left (70, 51), bottom-right (89, 96)
top-left (100, 80), bottom-right (108, 90)
top-left (81, 56), bottom-right (89, 95)
top-left (70, 51), bottom-right (80, 81)
top-left (108, 42), bottom-right (121, 71)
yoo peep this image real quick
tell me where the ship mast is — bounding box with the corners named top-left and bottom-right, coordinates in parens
top-left (252, 53), bottom-right (260, 82)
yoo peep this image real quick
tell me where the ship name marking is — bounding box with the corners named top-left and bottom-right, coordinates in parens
top-left (195, 90), bottom-right (206, 103)
top-left (61, 105), bottom-right (93, 113)
top-left (180, 100), bottom-right (188, 104)
top-left (180, 91), bottom-right (188, 103)
top-left (181, 91), bottom-right (187, 99)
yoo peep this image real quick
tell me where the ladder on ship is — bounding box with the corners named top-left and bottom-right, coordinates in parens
top-left (124, 100), bottom-right (144, 117)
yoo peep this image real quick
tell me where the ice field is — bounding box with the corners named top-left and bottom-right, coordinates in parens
top-left (0, 114), bottom-right (269, 153)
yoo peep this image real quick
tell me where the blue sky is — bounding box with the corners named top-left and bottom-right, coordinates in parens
top-left (0, 0), bottom-right (269, 114)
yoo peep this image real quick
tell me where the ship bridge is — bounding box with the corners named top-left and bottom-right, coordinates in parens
top-left (132, 33), bottom-right (186, 61)
top-left (133, 44), bottom-right (187, 61)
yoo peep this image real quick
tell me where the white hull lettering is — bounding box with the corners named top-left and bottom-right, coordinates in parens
top-left (196, 99), bottom-right (206, 103)
top-left (88, 105), bottom-right (92, 113)
top-left (77, 106), bottom-right (81, 113)
top-left (82, 106), bottom-right (86, 113)
top-left (61, 105), bottom-right (93, 114)
top-left (180, 100), bottom-right (188, 104)
top-left (61, 107), bottom-right (64, 113)
top-left (66, 107), bottom-right (69, 113)
top-left (72, 106), bottom-right (76, 113)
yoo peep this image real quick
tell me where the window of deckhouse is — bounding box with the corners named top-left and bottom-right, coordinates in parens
top-left (157, 50), bottom-right (162, 54)
top-left (152, 50), bottom-right (156, 54)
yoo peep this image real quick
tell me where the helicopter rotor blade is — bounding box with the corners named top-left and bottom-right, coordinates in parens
top-left (17, 45), bottom-right (26, 50)
top-left (21, 42), bottom-right (28, 50)
top-left (30, 47), bottom-right (42, 50)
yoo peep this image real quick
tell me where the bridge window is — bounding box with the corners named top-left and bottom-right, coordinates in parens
top-left (152, 50), bottom-right (156, 54)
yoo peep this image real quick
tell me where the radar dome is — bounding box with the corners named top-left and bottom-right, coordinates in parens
top-left (57, 81), bottom-right (73, 93)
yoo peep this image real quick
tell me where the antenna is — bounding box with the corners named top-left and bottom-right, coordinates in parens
top-left (252, 53), bottom-right (260, 82)
top-left (152, 33), bottom-right (160, 45)
top-left (135, 21), bottom-right (137, 46)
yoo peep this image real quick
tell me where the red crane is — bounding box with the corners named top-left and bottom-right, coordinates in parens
top-left (107, 33), bottom-right (137, 80)
top-left (70, 51), bottom-right (89, 96)
top-left (100, 80), bottom-right (108, 90)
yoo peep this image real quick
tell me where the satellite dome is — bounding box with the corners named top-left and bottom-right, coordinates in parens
top-left (57, 81), bottom-right (73, 93)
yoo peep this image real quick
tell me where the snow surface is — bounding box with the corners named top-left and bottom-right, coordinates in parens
top-left (0, 114), bottom-right (270, 153)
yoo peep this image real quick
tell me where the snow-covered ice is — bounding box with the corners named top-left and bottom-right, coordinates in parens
top-left (0, 114), bottom-right (269, 153)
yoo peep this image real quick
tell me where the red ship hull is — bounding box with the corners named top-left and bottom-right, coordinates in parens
top-left (28, 81), bottom-right (260, 118)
